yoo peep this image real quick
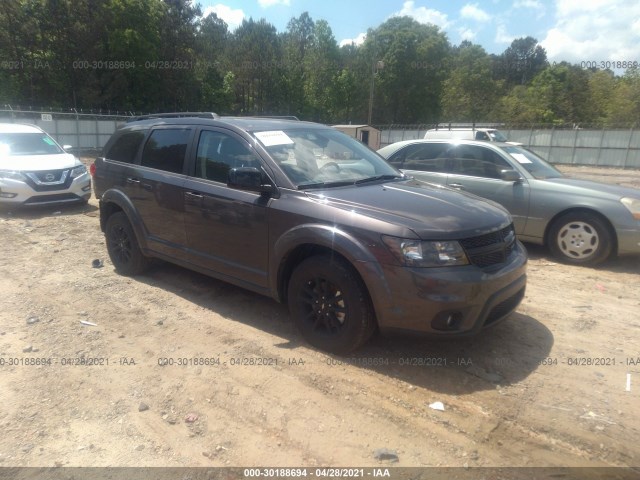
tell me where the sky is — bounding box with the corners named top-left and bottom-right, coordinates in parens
top-left (198, 0), bottom-right (640, 66)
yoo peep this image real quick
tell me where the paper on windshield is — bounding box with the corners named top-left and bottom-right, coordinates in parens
top-left (510, 153), bottom-right (532, 164)
top-left (254, 130), bottom-right (294, 147)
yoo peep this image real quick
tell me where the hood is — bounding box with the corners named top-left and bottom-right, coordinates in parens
top-left (544, 177), bottom-right (640, 200)
top-left (0, 153), bottom-right (80, 172)
top-left (305, 178), bottom-right (512, 240)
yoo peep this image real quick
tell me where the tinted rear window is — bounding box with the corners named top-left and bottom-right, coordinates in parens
top-left (140, 129), bottom-right (191, 174)
top-left (105, 130), bottom-right (147, 163)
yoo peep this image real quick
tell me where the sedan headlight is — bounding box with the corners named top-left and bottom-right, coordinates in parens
top-left (70, 164), bottom-right (87, 178)
top-left (382, 236), bottom-right (469, 267)
top-left (0, 170), bottom-right (25, 181)
top-left (621, 197), bottom-right (640, 220)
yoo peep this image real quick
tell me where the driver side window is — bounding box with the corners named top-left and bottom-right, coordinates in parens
top-left (195, 131), bottom-right (260, 183)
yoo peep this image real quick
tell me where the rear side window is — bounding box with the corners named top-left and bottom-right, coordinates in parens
top-left (105, 130), bottom-right (146, 163)
top-left (392, 143), bottom-right (449, 172)
top-left (141, 129), bottom-right (191, 174)
top-left (448, 145), bottom-right (511, 179)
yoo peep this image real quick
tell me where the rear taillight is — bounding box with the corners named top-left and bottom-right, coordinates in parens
top-left (89, 163), bottom-right (96, 176)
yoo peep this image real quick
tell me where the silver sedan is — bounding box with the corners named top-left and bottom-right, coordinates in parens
top-left (378, 139), bottom-right (640, 265)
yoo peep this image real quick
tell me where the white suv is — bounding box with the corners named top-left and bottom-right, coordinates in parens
top-left (0, 123), bottom-right (91, 207)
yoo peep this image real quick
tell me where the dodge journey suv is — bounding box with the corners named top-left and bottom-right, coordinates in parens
top-left (92, 113), bottom-right (527, 353)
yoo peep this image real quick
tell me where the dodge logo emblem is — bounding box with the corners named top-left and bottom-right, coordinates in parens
top-left (45, 173), bottom-right (55, 182)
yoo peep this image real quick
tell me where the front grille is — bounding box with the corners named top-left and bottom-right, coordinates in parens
top-left (35, 170), bottom-right (64, 182)
top-left (460, 224), bottom-right (516, 269)
top-left (24, 169), bottom-right (72, 192)
top-left (486, 287), bottom-right (526, 325)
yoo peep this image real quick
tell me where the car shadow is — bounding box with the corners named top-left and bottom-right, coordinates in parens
top-left (523, 242), bottom-right (640, 275)
top-left (133, 261), bottom-right (553, 395)
top-left (0, 201), bottom-right (98, 219)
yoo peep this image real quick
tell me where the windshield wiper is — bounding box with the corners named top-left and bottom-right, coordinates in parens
top-left (354, 174), bottom-right (403, 185)
top-left (297, 180), bottom-right (356, 190)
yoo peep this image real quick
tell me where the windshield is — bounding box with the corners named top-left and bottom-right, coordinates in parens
top-left (488, 130), bottom-right (508, 142)
top-left (502, 146), bottom-right (563, 179)
top-left (253, 128), bottom-right (402, 189)
top-left (0, 132), bottom-right (64, 156)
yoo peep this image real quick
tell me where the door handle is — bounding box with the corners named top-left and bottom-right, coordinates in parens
top-left (126, 177), bottom-right (140, 184)
top-left (449, 183), bottom-right (465, 190)
top-left (185, 192), bottom-right (203, 198)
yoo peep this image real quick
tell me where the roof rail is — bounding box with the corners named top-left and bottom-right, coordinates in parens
top-left (250, 115), bottom-right (300, 121)
top-left (434, 122), bottom-right (504, 130)
top-left (127, 112), bottom-right (219, 122)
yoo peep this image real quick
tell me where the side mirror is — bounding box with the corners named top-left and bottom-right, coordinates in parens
top-left (500, 169), bottom-right (522, 182)
top-left (227, 167), bottom-right (276, 196)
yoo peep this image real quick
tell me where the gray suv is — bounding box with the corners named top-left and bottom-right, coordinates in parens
top-left (92, 114), bottom-right (527, 353)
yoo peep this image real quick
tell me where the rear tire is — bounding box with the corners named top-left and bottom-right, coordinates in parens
top-left (288, 255), bottom-right (375, 354)
top-left (548, 212), bottom-right (612, 266)
top-left (105, 211), bottom-right (151, 275)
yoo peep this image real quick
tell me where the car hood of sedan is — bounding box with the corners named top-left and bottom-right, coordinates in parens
top-left (543, 177), bottom-right (640, 199)
top-left (305, 178), bottom-right (512, 240)
top-left (0, 153), bottom-right (80, 172)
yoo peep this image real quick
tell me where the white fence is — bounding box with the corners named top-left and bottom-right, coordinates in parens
top-left (2, 111), bottom-right (640, 168)
top-left (378, 125), bottom-right (640, 169)
top-left (0, 109), bottom-right (130, 153)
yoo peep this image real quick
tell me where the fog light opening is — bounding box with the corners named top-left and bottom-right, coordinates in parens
top-left (431, 311), bottom-right (463, 331)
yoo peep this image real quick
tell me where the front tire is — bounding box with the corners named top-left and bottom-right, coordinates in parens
top-left (105, 211), bottom-right (151, 275)
top-left (548, 212), bottom-right (613, 265)
top-left (288, 255), bottom-right (375, 354)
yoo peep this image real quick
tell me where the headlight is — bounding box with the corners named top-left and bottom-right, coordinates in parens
top-left (621, 197), bottom-right (640, 220)
top-left (382, 236), bottom-right (469, 267)
top-left (0, 170), bottom-right (25, 181)
top-left (70, 164), bottom-right (87, 178)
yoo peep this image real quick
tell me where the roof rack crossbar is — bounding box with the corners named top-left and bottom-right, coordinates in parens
top-left (127, 112), bottom-right (219, 122)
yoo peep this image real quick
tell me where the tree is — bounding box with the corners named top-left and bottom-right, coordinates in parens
top-left (606, 68), bottom-right (640, 126)
top-left (281, 12), bottom-right (315, 116)
top-left (441, 42), bottom-right (499, 122)
top-left (361, 16), bottom-right (450, 123)
top-left (497, 37), bottom-right (547, 86)
top-left (230, 18), bottom-right (284, 114)
top-left (195, 11), bottom-right (231, 113)
top-left (303, 19), bottom-right (340, 122)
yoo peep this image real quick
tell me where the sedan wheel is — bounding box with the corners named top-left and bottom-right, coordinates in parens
top-left (548, 212), bottom-right (612, 265)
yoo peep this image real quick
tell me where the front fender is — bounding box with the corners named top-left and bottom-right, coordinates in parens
top-left (271, 223), bottom-right (393, 314)
top-left (99, 189), bottom-right (149, 252)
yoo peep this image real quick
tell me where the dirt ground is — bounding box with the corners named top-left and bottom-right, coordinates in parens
top-left (0, 164), bottom-right (639, 473)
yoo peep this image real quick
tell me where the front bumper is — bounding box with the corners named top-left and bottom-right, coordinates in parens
top-left (0, 174), bottom-right (91, 207)
top-left (368, 240), bottom-right (528, 335)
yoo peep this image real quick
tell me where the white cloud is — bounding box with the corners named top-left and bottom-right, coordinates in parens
top-left (393, 1), bottom-right (450, 29)
top-left (513, 0), bottom-right (546, 19)
top-left (460, 3), bottom-right (491, 22)
top-left (203, 4), bottom-right (245, 30)
top-left (258, 0), bottom-right (290, 7)
top-left (339, 33), bottom-right (367, 48)
top-left (458, 28), bottom-right (477, 41)
top-left (495, 24), bottom-right (516, 44)
top-left (540, 0), bottom-right (640, 64)
top-left (514, 0), bottom-right (544, 10)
